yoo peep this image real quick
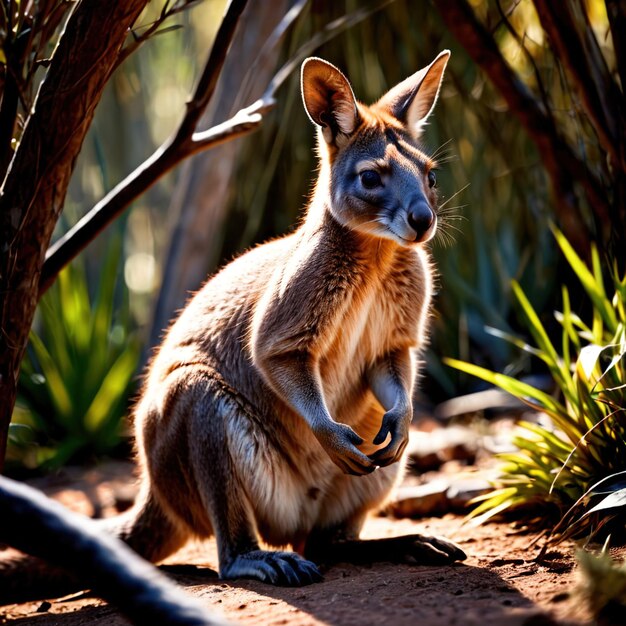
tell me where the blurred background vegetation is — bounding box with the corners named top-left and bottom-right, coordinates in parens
top-left (6, 0), bottom-right (623, 472)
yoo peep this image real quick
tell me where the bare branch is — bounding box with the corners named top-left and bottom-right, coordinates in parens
top-left (116, 0), bottom-right (203, 70)
top-left (532, 0), bottom-right (622, 172)
top-left (174, 0), bottom-right (249, 143)
top-left (39, 0), bottom-right (252, 296)
top-left (189, 98), bottom-right (274, 150)
top-left (40, 98), bottom-right (270, 295)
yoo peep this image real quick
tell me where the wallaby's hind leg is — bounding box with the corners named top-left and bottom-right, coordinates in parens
top-left (305, 514), bottom-right (466, 566)
top-left (185, 370), bottom-right (322, 586)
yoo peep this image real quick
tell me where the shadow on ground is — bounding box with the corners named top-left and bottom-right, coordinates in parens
top-left (1, 560), bottom-right (567, 626)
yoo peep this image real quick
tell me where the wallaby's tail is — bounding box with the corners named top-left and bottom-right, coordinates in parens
top-left (98, 481), bottom-right (189, 564)
top-left (0, 477), bottom-right (220, 625)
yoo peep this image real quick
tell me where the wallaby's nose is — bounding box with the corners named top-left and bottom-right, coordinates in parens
top-left (407, 203), bottom-right (434, 237)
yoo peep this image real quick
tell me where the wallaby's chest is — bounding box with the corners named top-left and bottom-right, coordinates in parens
top-left (319, 249), bottom-right (430, 402)
top-left (337, 251), bottom-right (427, 352)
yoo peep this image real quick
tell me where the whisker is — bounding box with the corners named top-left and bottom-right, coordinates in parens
top-left (438, 219), bottom-right (467, 228)
top-left (438, 203), bottom-right (468, 210)
top-left (434, 221), bottom-right (464, 246)
top-left (432, 154), bottom-right (458, 165)
top-left (438, 183), bottom-right (470, 210)
top-left (438, 202), bottom-right (468, 211)
top-left (438, 221), bottom-right (464, 235)
top-left (433, 229), bottom-right (456, 248)
top-left (437, 205), bottom-right (468, 217)
top-left (430, 138), bottom-right (453, 160)
top-left (431, 149), bottom-right (454, 162)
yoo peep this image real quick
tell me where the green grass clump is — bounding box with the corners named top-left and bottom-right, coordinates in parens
top-left (9, 240), bottom-right (140, 470)
top-left (447, 227), bottom-right (626, 543)
top-left (577, 548), bottom-right (626, 624)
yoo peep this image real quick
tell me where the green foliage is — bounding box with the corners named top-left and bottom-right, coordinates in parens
top-left (429, 205), bottom-right (555, 397)
top-left (447, 228), bottom-right (626, 542)
top-left (10, 241), bottom-right (140, 470)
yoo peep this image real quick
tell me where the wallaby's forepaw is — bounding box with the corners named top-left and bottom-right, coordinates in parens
top-left (314, 421), bottom-right (377, 476)
top-left (369, 405), bottom-right (411, 467)
top-left (403, 535), bottom-right (467, 565)
top-left (221, 550), bottom-right (323, 586)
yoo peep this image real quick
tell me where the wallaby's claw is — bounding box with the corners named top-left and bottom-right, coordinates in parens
top-left (314, 421), bottom-right (377, 476)
top-left (369, 407), bottom-right (411, 467)
top-left (221, 550), bottom-right (323, 586)
top-left (368, 435), bottom-right (408, 467)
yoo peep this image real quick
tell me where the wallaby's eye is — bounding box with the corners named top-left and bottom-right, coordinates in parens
top-left (360, 170), bottom-right (382, 189)
top-left (428, 170), bottom-right (437, 188)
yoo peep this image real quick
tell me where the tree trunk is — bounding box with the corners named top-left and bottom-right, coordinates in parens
top-left (0, 0), bottom-right (149, 471)
top-left (148, 0), bottom-right (288, 349)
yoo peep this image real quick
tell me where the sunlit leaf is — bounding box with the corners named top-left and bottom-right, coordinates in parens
top-left (552, 226), bottom-right (617, 332)
top-left (578, 344), bottom-right (605, 381)
top-left (583, 489), bottom-right (626, 517)
top-left (27, 331), bottom-right (72, 423)
top-left (84, 342), bottom-right (139, 433)
top-left (454, 226), bottom-right (625, 544)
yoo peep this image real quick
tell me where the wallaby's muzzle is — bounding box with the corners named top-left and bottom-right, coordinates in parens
top-left (407, 199), bottom-right (436, 242)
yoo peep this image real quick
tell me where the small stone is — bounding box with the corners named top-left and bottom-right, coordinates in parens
top-left (387, 479), bottom-right (450, 518)
top-left (550, 592), bottom-right (570, 603)
top-left (446, 478), bottom-right (492, 512)
top-left (406, 427), bottom-right (478, 473)
top-left (36, 601), bottom-right (51, 613)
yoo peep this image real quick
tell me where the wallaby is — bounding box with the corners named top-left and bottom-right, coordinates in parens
top-left (0, 50), bottom-right (465, 598)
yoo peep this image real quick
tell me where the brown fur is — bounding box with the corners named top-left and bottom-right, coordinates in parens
top-left (1, 51), bottom-right (466, 595)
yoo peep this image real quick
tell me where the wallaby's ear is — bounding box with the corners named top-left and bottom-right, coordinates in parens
top-left (377, 50), bottom-right (450, 137)
top-left (301, 57), bottom-right (360, 145)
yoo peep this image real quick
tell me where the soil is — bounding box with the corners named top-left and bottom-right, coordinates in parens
top-left (0, 460), bottom-right (599, 626)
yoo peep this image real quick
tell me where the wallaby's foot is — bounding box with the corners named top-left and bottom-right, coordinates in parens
top-left (306, 531), bottom-right (466, 567)
top-left (401, 534), bottom-right (467, 565)
top-left (221, 550), bottom-right (323, 586)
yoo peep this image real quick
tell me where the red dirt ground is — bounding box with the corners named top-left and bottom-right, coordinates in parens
top-left (0, 461), bottom-right (596, 626)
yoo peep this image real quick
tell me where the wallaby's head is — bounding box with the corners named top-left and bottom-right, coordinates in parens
top-left (301, 51), bottom-right (449, 246)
